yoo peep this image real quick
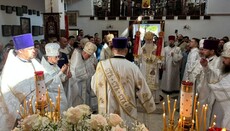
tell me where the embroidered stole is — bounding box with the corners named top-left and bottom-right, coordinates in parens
top-left (98, 60), bottom-right (136, 117)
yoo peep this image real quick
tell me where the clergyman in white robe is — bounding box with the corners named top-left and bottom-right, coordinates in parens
top-left (91, 37), bottom-right (156, 127)
top-left (41, 56), bottom-right (68, 112)
top-left (68, 42), bottom-right (97, 108)
top-left (161, 37), bottom-right (182, 92)
top-left (0, 49), bottom-right (44, 130)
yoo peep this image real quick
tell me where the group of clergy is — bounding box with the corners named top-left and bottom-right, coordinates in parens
top-left (0, 32), bottom-right (156, 130)
top-left (1, 31), bottom-right (230, 130)
top-left (160, 34), bottom-right (230, 129)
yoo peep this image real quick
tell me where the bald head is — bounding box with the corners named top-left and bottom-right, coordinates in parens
top-left (59, 37), bottom-right (68, 49)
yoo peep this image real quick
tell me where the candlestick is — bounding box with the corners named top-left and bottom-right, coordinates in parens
top-left (55, 96), bottom-right (59, 121)
top-left (50, 99), bottom-right (53, 120)
top-left (58, 86), bottom-right (60, 117)
top-left (191, 120), bottom-right (194, 131)
top-left (17, 110), bottom-right (22, 118)
top-left (162, 102), bottom-right (166, 114)
top-left (173, 99), bottom-right (177, 109)
top-left (203, 106), bottom-right (207, 131)
top-left (195, 109), bottom-right (199, 131)
top-left (29, 104), bottom-right (33, 115)
top-left (183, 117), bottom-right (185, 131)
top-left (23, 99), bottom-right (27, 117)
top-left (52, 102), bottom-right (56, 122)
top-left (167, 95), bottom-right (171, 121)
top-left (178, 118), bottom-right (182, 130)
top-left (35, 102), bottom-right (38, 114)
top-left (193, 93), bottom-right (198, 121)
top-left (199, 105), bottom-right (205, 131)
top-left (172, 108), bottom-right (176, 121)
top-left (197, 102), bottom-right (200, 113)
top-left (163, 113), bottom-right (167, 131)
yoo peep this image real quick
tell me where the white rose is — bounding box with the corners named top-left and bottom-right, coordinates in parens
top-left (111, 125), bottom-right (127, 131)
top-left (108, 113), bottom-right (123, 126)
top-left (76, 104), bottom-right (91, 115)
top-left (41, 116), bottom-right (51, 127)
top-left (64, 105), bottom-right (91, 124)
top-left (22, 114), bottom-right (39, 129)
top-left (90, 114), bottom-right (108, 130)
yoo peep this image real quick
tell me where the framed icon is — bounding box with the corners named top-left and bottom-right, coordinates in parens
top-left (20, 17), bottom-right (31, 34)
top-left (2, 25), bottom-right (12, 36)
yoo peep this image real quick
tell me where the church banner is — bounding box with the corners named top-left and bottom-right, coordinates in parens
top-left (43, 13), bottom-right (60, 41)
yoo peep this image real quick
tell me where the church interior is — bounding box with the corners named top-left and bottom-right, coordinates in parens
top-left (0, 0), bottom-right (230, 131)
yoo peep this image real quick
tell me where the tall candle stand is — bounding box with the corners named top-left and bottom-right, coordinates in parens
top-left (35, 71), bottom-right (47, 116)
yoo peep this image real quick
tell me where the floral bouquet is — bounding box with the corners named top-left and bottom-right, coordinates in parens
top-left (13, 104), bottom-right (148, 131)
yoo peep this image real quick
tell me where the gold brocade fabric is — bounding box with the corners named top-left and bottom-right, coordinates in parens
top-left (141, 44), bottom-right (160, 91)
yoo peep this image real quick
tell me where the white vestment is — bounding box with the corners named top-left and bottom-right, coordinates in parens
top-left (183, 48), bottom-right (200, 81)
top-left (91, 57), bottom-right (156, 126)
top-left (0, 50), bottom-right (44, 130)
top-left (161, 46), bottom-right (182, 92)
top-left (68, 49), bottom-right (96, 108)
top-left (41, 57), bottom-right (68, 112)
top-left (202, 56), bottom-right (222, 126)
top-left (139, 43), bottom-right (162, 103)
top-left (100, 44), bottom-right (114, 60)
top-left (209, 73), bottom-right (230, 129)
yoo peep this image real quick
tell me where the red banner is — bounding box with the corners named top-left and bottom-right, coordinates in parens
top-left (156, 37), bottom-right (163, 56)
top-left (133, 32), bottom-right (141, 56)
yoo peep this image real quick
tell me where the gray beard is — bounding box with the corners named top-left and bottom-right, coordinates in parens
top-left (221, 64), bottom-right (230, 74)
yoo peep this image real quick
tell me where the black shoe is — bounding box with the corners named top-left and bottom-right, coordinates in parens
top-left (162, 90), bottom-right (173, 94)
top-left (160, 95), bottom-right (164, 101)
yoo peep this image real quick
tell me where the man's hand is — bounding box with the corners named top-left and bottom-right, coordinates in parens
top-left (200, 58), bottom-right (208, 67)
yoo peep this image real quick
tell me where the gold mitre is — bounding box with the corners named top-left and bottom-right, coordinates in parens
top-left (144, 31), bottom-right (154, 40)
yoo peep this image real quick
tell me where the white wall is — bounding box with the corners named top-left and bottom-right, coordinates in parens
top-left (206, 0), bottom-right (230, 14)
top-left (67, 0), bottom-right (94, 16)
top-left (0, 0), bottom-right (45, 45)
top-left (75, 16), bottom-right (230, 40)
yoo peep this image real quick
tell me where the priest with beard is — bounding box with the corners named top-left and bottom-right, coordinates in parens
top-left (41, 43), bottom-right (70, 112)
top-left (208, 41), bottom-right (230, 129)
top-left (161, 35), bottom-right (182, 93)
top-left (139, 31), bottom-right (163, 104)
top-left (0, 34), bottom-right (45, 130)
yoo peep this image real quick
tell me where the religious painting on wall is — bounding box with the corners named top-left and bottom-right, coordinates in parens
top-left (142, 0), bottom-right (151, 8)
top-left (22, 5), bottom-right (28, 14)
top-left (2, 25), bottom-right (12, 36)
top-left (39, 26), bottom-right (43, 35)
top-left (12, 25), bottom-right (21, 36)
top-left (66, 11), bottom-right (78, 26)
top-left (20, 17), bottom-right (31, 34)
top-left (6, 6), bottom-right (12, 14)
top-left (16, 7), bottom-right (23, 16)
top-left (32, 26), bottom-right (40, 36)
top-left (43, 13), bottom-right (60, 41)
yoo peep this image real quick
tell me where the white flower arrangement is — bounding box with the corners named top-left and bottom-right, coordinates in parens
top-left (13, 104), bottom-right (148, 131)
